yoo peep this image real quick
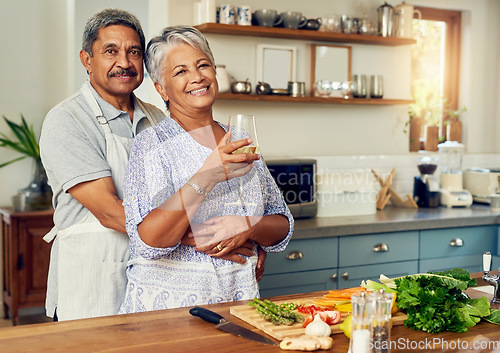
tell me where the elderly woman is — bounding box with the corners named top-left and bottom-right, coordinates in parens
top-left (119, 26), bottom-right (293, 313)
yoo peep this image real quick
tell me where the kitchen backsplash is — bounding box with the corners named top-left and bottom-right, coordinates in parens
top-left (302, 153), bottom-right (500, 196)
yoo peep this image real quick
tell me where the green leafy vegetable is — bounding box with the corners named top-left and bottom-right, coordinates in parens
top-left (363, 268), bottom-right (491, 333)
top-left (483, 309), bottom-right (500, 325)
top-left (361, 279), bottom-right (396, 293)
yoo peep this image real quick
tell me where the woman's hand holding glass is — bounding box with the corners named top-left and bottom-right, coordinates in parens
top-left (196, 131), bottom-right (260, 188)
top-left (191, 215), bottom-right (257, 256)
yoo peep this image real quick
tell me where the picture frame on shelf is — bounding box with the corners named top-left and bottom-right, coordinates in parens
top-left (256, 44), bottom-right (297, 90)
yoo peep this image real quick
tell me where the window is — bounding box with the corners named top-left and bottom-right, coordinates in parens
top-left (410, 7), bottom-right (462, 150)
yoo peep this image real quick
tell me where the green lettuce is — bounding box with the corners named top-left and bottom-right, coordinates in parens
top-left (363, 268), bottom-right (492, 333)
top-left (483, 309), bottom-right (500, 325)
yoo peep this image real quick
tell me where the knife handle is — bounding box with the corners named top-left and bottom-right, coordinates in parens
top-left (189, 306), bottom-right (223, 324)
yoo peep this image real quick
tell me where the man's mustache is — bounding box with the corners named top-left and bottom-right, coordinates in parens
top-left (108, 69), bottom-right (138, 77)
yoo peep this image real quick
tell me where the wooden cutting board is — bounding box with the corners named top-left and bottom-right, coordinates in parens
top-left (230, 296), bottom-right (407, 341)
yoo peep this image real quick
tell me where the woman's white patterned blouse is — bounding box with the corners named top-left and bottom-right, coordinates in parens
top-left (119, 117), bottom-right (293, 313)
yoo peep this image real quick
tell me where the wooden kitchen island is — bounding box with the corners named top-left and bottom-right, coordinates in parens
top-left (0, 287), bottom-right (498, 353)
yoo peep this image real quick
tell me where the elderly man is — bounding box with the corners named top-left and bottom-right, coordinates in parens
top-left (40, 8), bottom-right (165, 321)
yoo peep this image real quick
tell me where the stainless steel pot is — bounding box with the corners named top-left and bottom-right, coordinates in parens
top-left (230, 79), bottom-right (252, 94)
top-left (256, 81), bottom-right (272, 95)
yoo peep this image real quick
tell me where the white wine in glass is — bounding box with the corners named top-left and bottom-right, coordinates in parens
top-left (225, 114), bottom-right (260, 208)
top-left (227, 114), bottom-right (260, 154)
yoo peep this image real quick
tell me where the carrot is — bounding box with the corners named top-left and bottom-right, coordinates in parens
top-left (324, 288), bottom-right (366, 299)
top-left (330, 287), bottom-right (366, 293)
top-left (312, 299), bottom-right (338, 308)
top-left (313, 299), bottom-right (350, 307)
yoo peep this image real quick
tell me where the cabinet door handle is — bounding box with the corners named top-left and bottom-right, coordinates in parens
top-left (285, 250), bottom-right (303, 260)
top-left (449, 238), bottom-right (464, 247)
top-left (342, 272), bottom-right (349, 280)
top-left (372, 243), bottom-right (389, 252)
top-left (330, 274), bottom-right (337, 282)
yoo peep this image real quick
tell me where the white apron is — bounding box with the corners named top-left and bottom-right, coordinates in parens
top-left (44, 82), bottom-right (157, 321)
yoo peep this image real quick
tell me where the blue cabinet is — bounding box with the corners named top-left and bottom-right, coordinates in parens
top-left (339, 231), bottom-right (419, 267)
top-left (259, 269), bottom-right (337, 298)
top-left (419, 254), bottom-right (485, 273)
top-left (337, 261), bottom-right (418, 289)
top-left (260, 225), bottom-right (498, 298)
top-left (264, 237), bottom-right (338, 275)
top-left (337, 231), bottom-right (418, 289)
top-left (419, 225), bottom-right (497, 273)
top-left (259, 238), bottom-right (338, 297)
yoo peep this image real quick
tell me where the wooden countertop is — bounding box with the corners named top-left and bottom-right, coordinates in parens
top-left (0, 284), bottom-right (498, 353)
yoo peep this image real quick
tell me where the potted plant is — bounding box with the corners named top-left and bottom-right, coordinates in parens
top-left (404, 106), bottom-right (422, 152)
top-left (408, 101), bottom-right (442, 152)
top-left (444, 101), bottom-right (466, 142)
top-left (0, 114), bottom-right (52, 210)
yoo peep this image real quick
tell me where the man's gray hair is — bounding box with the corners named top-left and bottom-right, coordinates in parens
top-left (82, 8), bottom-right (145, 57)
top-left (145, 25), bottom-right (215, 86)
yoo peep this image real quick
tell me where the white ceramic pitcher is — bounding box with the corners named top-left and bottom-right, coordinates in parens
top-left (394, 1), bottom-right (422, 38)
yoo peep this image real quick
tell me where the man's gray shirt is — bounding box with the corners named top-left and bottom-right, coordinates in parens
top-left (40, 81), bottom-right (166, 231)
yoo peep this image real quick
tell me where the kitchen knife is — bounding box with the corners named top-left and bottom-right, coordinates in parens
top-left (189, 306), bottom-right (278, 346)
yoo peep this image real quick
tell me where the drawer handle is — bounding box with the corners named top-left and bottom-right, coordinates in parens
top-left (342, 272), bottom-right (349, 280)
top-left (285, 250), bottom-right (303, 260)
top-left (449, 238), bottom-right (464, 247)
top-left (330, 274), bottom-right (337, 282)
top-left (372, 243), bottom-right (389, 252)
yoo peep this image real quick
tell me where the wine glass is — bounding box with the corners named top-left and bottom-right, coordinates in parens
top-left (225, 114), bottom-right (260, 208)
top-left (339, 81), bottom-right (352, 99)
top-left (227, 114), bottom-right (260, 154)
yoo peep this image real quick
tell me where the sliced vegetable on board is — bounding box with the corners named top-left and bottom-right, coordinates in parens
top-left (248, 298), bottom-right (303, 326)
top-left (314, 287), bottom-right (367, 312)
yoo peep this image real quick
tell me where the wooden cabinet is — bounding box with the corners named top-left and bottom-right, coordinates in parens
top-left (196, 23), bottom-right (415, 106)
top-left (1, 207), bottom-right (53, 325)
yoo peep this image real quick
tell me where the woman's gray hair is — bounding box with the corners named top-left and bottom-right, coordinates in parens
top-left (82, 8), bottom-right (145, 56)
top-left (145, 25), bottom-right (215, 86)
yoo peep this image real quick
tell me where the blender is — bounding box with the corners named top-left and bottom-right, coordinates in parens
top-left (438, 141), bottom-right (473, 208)
top-left (413, 156), bottom-right (439, 207)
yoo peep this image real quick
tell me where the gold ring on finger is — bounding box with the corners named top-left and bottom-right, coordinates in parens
top-left (216, 243), bottom-right (223, 251)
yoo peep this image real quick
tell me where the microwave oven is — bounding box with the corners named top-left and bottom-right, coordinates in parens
top-left (265, 158), bottom-right (317, 219)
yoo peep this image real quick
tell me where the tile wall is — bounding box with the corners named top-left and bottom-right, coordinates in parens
top-left (308, 153), bottom-right (500, 196)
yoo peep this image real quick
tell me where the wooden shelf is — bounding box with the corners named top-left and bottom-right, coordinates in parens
top-left (216, 93), bottom-right (413, 105)
top-left (195, 23), bottom-right (416, 46)
top-left (198, 23), bottom-right (415, 106)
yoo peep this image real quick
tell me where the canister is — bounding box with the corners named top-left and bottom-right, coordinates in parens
top-left (287, 81), bottom-right (306, 97)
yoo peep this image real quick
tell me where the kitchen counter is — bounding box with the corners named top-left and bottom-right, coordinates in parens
top-left (0, 278), bottom-right (498, 353)
top-left (293, 204), bottom-right (500, 239)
